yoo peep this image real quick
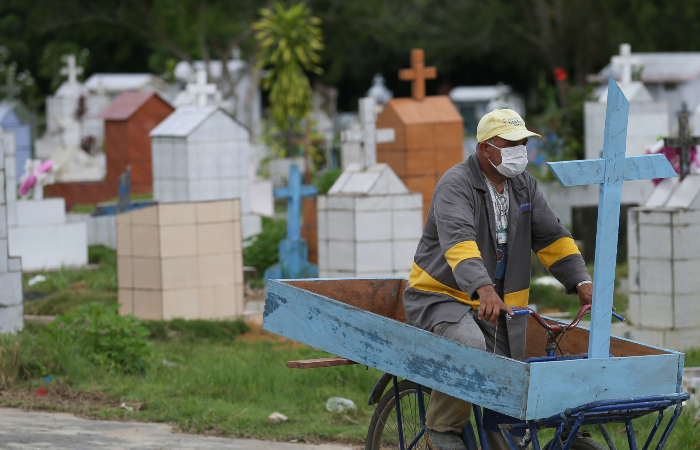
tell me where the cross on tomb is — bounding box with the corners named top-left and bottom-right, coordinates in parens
top-left (547, 79), bottom-right (677, 359)
top-left (2, 64), bottom-right (20, 101)
top-left (341, 97), bottom-right (395, 169)
top-left (60, 54), bottom-right (83, 86)
top-left (117, 167), bottom-right (131, 213)
top-left (611, 43), bottom-right (640, 86)
top-left (663, 102), bottom-right (700, 181)
top-left (274, 164), bottom-right (317, 241)
top-left (187, 67), bottom-right (217, 108)
top-left (399, 49), bottom-right (437, 101)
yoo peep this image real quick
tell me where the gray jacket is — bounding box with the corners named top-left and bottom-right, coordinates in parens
top-left (403, 154), bottom-right (591, 360)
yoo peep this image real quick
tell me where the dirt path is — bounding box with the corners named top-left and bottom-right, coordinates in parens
top-left (0, 408), bottom-right (354, 450)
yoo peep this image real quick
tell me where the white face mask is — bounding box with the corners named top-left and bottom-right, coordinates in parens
top-left (486, 142), bottom-right (528, 178)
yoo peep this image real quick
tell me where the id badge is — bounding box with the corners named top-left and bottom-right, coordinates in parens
top-left (497, 228), bottom-right (507, 245)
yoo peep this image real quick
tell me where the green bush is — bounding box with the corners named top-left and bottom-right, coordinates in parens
top-left (48, 302), bottom-right (153, 374)
top-left (145, 318), bottom-right (249, 342)
top-left (243, 216), bottom-right (287, 276)
top-left (314, 167), bottom-right (342, 194)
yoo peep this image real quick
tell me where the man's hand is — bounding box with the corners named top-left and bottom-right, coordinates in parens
top-left (476, 285), bottom-right (513, 325)
top-left (578, 282), bottom-right (593, 306)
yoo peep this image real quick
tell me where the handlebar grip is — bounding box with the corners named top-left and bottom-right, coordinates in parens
top-left (612, 312), bottom-right (625, 322)
top-left (511, 309), bottom-right (530, 316)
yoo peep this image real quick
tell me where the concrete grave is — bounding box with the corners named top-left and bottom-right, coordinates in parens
top-left (376, 49), bottom-right (464, 219)
top-left (45, 91), bottom-right (174, 209)
top-left (0, 128), bottom-right (23, 333)
top-left (116, 200), bottom-right (245, 320)
top-left (319, 97), bottom-right (423, 279)
top-left (150, 70), bottom-right (266, 239)
top-left (626, 174), bottom-right (700, 350)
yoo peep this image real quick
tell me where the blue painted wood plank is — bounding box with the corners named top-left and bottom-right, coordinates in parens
top-left (547, 154), bottom-right (677, 187)
top-left (623, 154), bottom-right (678, 181)
top-left (263, 279), bottom-right (531, 419)
top-left (526, 354), bottom-right (680, 419)
top-left (588, 80), bottom-right (629, 359)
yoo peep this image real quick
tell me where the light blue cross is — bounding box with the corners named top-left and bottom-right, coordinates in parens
top-left (274, 164), bottom-right (317, 240)
top-left (547, 79), bottom-right (677, 359)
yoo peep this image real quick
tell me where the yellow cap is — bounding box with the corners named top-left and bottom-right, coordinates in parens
top-left (476, 109), bottom-right (541, 143)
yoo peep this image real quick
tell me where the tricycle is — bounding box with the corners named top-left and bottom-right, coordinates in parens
top-left (263, 278), bottom-right (687, 450)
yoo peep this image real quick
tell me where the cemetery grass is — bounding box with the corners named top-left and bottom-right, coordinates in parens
top-left (0, 323), bottom-right (381, 444)
top-left (23, 245), bottom-right (117, 315)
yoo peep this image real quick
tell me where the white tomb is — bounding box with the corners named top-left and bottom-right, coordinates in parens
top-left (0, 128), bottom-right (23, 333)
top-left (543, 44), bottom-right (670, 225)
top-left (625, 174), bottom-right (700, 350)
top-left (150, 70), bottom-right (266, 239)
top-left (318, 97), bottom-right (423, 278)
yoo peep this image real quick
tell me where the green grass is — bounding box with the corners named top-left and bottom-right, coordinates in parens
top-left (23, 245), bottom-right (117, 295)
top-left (0, 325), bottom-right (380, 443)
top-left (24, 290), bottom-right (117, 315)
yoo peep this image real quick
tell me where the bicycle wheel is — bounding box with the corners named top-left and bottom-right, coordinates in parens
top-left (543, 436), bottom-right (606, 450)
top-left (366, 380), bottom-right (432, 450)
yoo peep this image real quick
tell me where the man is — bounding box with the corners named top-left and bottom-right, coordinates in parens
top-left (403, 109), bottom-right (593, 450)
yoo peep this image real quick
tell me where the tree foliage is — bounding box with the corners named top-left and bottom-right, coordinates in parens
top-left (253, 2), bottom-right (323, 132)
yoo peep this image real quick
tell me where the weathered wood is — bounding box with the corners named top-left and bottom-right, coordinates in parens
top-left (548, 154), bottom-right (677, 187)
top-left (526, 354), bottom-right (680, 419)
top-left (264, 279), bottom-right (531, 418)
top-left (286, 357), bottom-right (358, 369)
top-left (523, 315), bottom-right (667, 360)
top-left (264, 278), bottom-right (682, 420)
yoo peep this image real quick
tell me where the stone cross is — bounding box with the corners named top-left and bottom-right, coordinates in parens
top-left (187, 67), bottom-right (217, 108)
top-left (663, 102), bottom-right (700, 180)
top-left (547, 79), bottom-right (677, 358)
top-left (60, 54), bottom-right (83, 86)
top-left (117, 167), bottom-right (131, 213)
top-left (399, 49), bottom-right (436, 101)
top-left (2, 64), bottom-right (19, 100)
top-left (274, 164), bottom-right (317, 240)
top-left (611, 43), bottom-right (640, 86)
top-left (341, 97), bottom-right (395, 168)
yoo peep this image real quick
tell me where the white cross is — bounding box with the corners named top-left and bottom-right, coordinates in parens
top-left (341, 97), bottom-right (395, 168)
top-left (187, 67), bottom-right (217, 108)
top-left (611, 43), bottom-right (640, 86)
top-left (60, 55), bottom-right (83, 86)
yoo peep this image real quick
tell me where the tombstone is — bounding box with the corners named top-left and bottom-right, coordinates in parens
top-left (341, 98), bottom-right (395, 169)
top-left (0, 104), bottom-right (31, 177)
top-left (548, 79), bottom-right (676, 357)
top-left (625, 107), bottom-right (700, 350)
top-left (44, 91), bottom-right (174, 210)
top-left (173, 55), bottom-right (262, 140)
top-left (367, 74), bottom-right (393, 108)
top-left (542, 44), bottom-right (671, 230)
top-left (449, 84), bottom-right (526, 136)
top-left (0, 124), bottom-right (88, 271)
top-left (318, 97), bottom-right (423, 278)
top-left (150, 70), bottom-right (263, 239)
top-left (116, 200), bottom-right (245, 320)
top-left (0, 128), bottom-right (23, 333)
top-left (264, 165), bottom-right (318, 280)
top-left (376, 49), bottom-right (464, 219)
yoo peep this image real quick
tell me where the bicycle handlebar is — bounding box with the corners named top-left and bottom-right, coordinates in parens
top-left (509, 305), bottom-right (625, 333)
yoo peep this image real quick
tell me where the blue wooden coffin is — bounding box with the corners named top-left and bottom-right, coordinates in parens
top-left (263, 278), bottom-right (684, 420)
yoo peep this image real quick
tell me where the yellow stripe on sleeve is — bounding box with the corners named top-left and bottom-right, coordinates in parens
top-left (504, 288), bottom-right (529, 307)
top-left (408, 262), bottom-right (480, 307)
top-left (445, 241), bottom-right (482, 271)
top-left (536, 237), bottom-right (581, 270)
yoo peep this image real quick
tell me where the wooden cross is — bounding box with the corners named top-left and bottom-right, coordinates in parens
top-left (611, 43), bottom-right (640, 86)
top-left (60, 54), bottom-right (83, 86)
top-left (187, 67), bottom-right (217, 108)
top-left (341, 97), bottom-right (395, 168)
top-left (663, 103), bottom-right (700, 180)
top-left (547, 79), bottom-right (677, 359)
top-left (274, 164), bottom-right (317, 241)
top-left (399, 49), bottom-right (436, 101)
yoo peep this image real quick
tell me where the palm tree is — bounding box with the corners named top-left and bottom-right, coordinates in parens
top-left (253, 2), bottom-right (323, 157)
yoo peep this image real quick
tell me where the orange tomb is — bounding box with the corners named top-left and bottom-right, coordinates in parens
top-left (377, 49), bottom-right (464, 218)
top-left (45, 91), bottom-right (174, 210)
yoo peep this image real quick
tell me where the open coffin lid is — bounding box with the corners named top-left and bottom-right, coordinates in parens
top-left (263, 278), bottom-right (684, 420)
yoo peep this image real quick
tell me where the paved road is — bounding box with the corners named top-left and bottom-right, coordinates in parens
top-left (0, 408), bottom-right (354, 450)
